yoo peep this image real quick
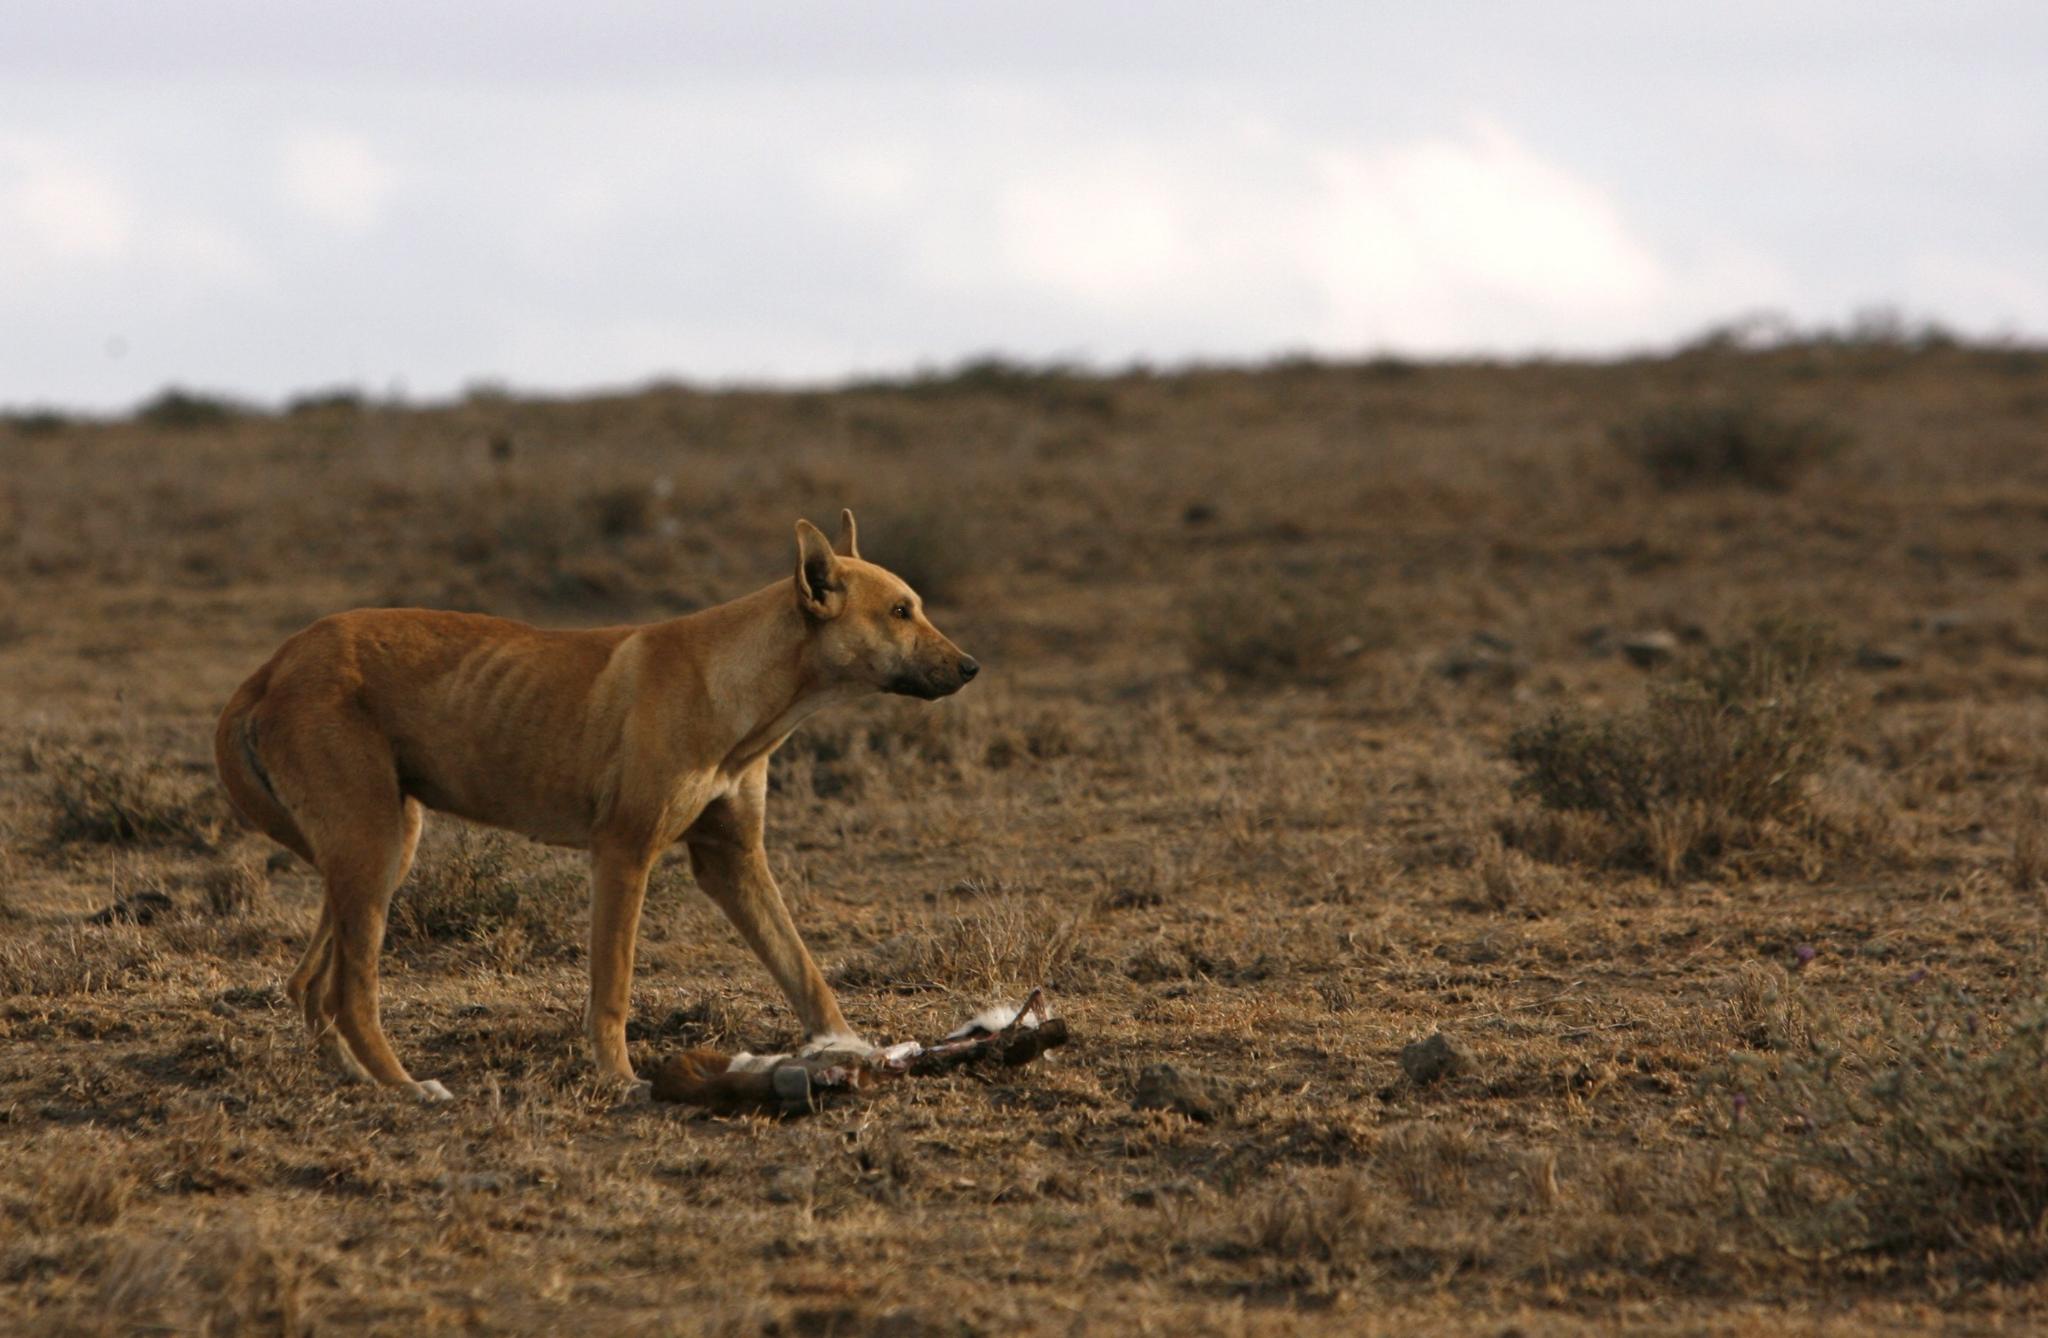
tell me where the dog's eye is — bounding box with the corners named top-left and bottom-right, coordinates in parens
top-left (891, 603), bottom-right (912, 621)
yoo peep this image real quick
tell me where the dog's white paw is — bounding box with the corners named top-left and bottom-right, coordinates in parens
top-left (411, 1079), bottom-right (454, 1103)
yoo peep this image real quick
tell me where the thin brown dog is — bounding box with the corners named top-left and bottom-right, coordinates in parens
top-left (214, 511), bottom-right (976, 1101)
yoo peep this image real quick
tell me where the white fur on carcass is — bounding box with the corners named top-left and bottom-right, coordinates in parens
top-left (943, 998), bottom-right (1049, 1041)
top-left (723, 996), bottom-right (1050, 1078)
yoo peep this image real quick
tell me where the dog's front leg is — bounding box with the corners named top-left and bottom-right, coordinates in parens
top-left (586, 841), bottom-right (657, 1086)
top-left (687, 839), bottom-right (862, 1050)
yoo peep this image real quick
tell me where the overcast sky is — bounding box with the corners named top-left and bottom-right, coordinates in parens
top-left (3, 2), bottom-right (2044, 410)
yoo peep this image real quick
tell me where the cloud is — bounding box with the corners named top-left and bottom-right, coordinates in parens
top-left (279, 130), bottom-right (397, 231)
top-left (0, 134), bottom-right (257, 295)
top-left (872, 120), bottom-right (1674, 355)
top-left (5, 18), bottom-right (2044, 412)
top-left (0, 136), bottom-right (131, 263)
top-left (1307, 125), bottom-right (1670, 347)
top-left (1907, 251), bottom-right (2048, 330)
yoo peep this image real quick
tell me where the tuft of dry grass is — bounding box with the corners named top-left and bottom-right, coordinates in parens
top-left (17, 1133), bottom-right (134, 1231)
top-left (200, 849), bottom-right (269, 917)
top-left (833, 888), bottom-right (1081, 997)
top-left (1243, 1170), bottom-right (1380, 1275)
top-left (1725, 960), bottom-right (1815, 1052)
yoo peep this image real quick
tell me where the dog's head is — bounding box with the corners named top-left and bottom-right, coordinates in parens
top-left (792, 510), bottom-right (978, 699)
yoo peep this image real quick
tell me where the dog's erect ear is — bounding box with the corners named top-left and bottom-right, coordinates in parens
top-left (835, 508), bottom-right (860, 559)
top-left (794, 519), bottom-right (846, 620)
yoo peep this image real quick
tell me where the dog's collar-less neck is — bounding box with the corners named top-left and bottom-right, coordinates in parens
top-left (669, 582), bottom-right (862, 776)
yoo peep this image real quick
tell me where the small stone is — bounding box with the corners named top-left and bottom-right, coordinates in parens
top-left (85, 889), bottom-right (176, 926)
top-left (764, 1165), bottom-right (816, 1205)
top-left (1619, 631), bottom-right (1679, 668)
top-left (1132, 1063), bottom-right (1237, 1123)
top-left (1399, 1032), bottom-right (1475, 1086)
top-left (1436, 642), bottom-right (1523, 688)
top-left (1853, 643), bottom-right (1910, 670)
top-left (1125, 1179), bottom-right (1199, 1208)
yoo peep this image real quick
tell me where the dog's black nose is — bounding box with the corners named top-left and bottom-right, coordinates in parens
top-left (959, 657), bottom-right (979, 681)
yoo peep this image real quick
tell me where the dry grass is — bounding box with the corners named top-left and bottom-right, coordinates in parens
top-left (1186, 569), bottom-right (1377, 684)
top-left (5, 342), bottom-right (2048, 1332)
top-left (35, 748), bottom-right (225, 851)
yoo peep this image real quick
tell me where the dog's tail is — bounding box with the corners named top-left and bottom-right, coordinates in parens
top-left (214, 669), bottom-right (314, 864)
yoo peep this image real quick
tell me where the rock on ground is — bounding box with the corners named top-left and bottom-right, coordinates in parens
top-left (1400, 1032), bottom-right (1476, 1086)
top-left (1132, 1063), bottom-right (1237, 1123)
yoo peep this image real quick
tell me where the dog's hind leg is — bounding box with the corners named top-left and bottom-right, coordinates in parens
top-left (292, 799), bottom-right (423, 1082)
top-left (269, 695), bottom-right (444, 1101)
top-left (286, 900), bottom-right (331, 1025)
top-left (286, 902), bottom-right (365, 1080)
top-left (320, 795), bottom-right (442, 1099)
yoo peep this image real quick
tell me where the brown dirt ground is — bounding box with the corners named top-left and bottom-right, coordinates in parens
top-left (4, 343), bottom-right (2048, 1334)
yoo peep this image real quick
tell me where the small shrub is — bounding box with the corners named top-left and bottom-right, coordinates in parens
top-left (284, 386), bottom-right (366, 416)
top-left (135, 387), bottom-right (247, 431)
top-left (584, 483), bottom-right (656, 539)
top-left (861, 504), bottom-right (976, 603)
top-left (42, 751), bottom-right (223, 850)
top-left (1507, 620), bottom-right (1840, 878)
top-left (0, 835), bottom-right (19, 918)
top-left (1612, 400), bottom-right (1847, 491)
top-left (892, 355), bottom-right (1078, 399)
top-left (1, 408), bottom-right (73, 437)
top-left (1187, 574), bottom-right (1373, 685)
top-left (388, 833), bottom-right (581, 953)
top-left (1727, 982), bottom-right (2048, 1275)
top-left (2012, 791), bottom-right (2047, 892)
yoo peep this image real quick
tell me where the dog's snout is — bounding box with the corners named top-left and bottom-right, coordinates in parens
top-left (958, 657), bottom-right (979, 682)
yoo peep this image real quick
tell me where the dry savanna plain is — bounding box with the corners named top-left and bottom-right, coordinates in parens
top-left (4, 337), bottom-right (2048, 1334)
